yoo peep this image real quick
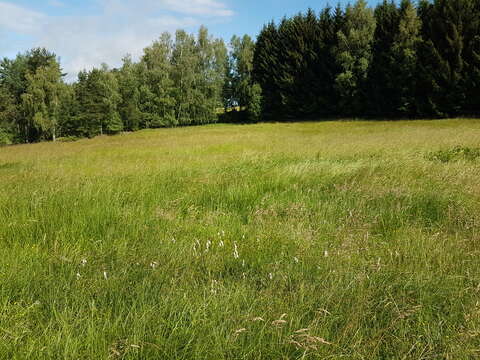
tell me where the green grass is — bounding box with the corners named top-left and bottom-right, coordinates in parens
top-left (1, 119), bottom-right (480, 359)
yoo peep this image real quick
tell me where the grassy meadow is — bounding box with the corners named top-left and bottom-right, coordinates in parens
top-left (1, 119), bottom-right (480, 359)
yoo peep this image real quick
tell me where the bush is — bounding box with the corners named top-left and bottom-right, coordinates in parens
top-left (0, 128), bottom-right (13, 146)
top-left (57, 136), bottom-right (80, 143)
top-left (427, 146), bottom-right (480, 163)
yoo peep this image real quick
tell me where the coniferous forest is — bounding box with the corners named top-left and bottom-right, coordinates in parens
top-left (1, 0), bottom-right (479, 145)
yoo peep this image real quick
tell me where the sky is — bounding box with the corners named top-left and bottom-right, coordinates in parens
top-left (0, 0), bottom-right (356, 81)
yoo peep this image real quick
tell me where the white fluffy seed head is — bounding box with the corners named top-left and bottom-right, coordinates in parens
top-left (233, 242), bottom-right (239, 259)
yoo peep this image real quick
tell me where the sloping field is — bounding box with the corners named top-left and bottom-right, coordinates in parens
top-left (1, 119), bottom-right (480, 359)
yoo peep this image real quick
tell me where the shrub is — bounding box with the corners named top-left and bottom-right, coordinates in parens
top-left (427, 146), bottom-right (480, 163)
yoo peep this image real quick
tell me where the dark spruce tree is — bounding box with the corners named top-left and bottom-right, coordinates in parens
top-left (417, 0), bottom-right (473, 116)
top-left (253, 21), bottom-right (282, 120)
top-left (367, 0), bottom-right (401, 117)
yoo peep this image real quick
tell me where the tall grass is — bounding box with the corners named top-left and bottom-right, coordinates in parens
top-left (1, 119), bottom-right (480, 359)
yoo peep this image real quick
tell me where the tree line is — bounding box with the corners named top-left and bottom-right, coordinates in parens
top-left (0, 27), bottom-right (256, 144)
top-left (255, 0), bottom-right (480, 120)
top-left (1, 0), bottom-right (479, 145)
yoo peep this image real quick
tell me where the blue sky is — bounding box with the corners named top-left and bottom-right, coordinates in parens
top-left (0, 0), bottom-right (361, 80)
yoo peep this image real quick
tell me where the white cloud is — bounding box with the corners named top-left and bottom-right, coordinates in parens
top-left (0, 0), bottom-right (233, 81)
top-left (48, 0), bottom-right (65, 7)
top-left (160, 0), bottom-right (234, 17)
top-left (0, 2), bottom-right (46, 32)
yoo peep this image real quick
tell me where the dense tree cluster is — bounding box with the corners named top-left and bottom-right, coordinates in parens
top-left (1, 0), bottom-right (479, 145)
top-left (0, 27), bottom-right (248, 144)
top-left (254, 0), bottom-right (480, 119)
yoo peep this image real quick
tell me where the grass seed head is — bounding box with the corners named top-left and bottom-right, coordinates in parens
top-left (252, 317), bottom-right (265, 322)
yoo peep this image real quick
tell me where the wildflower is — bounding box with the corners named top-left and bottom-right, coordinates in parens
top-left (205, 240), bottom-right (211, 252)
top-left (219, 240), bottom-right (225, 247)
top-left (80, 258), bottom-right (87, 266)
top-left (324, 250), bottom-right (329, 258)
top-left (293, 257), bottom-right (299, 264)
top-left (76, 272), bottom-right (81, 280)
top-left (150, 261), bottom-right (159, 269)
top-left (269, 273), bottom-right (273, 280)
top-left (103, 271), bottom-right (108, 280)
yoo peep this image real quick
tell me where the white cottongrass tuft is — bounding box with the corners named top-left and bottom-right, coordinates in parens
top-left (233, 242), bottom-right (239, 259)
top-left (211, 279), bottom-right (219, 294)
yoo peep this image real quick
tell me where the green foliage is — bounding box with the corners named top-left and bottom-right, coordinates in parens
top-left (246, 83), bottom-right (262, 122)
top-left (253, 0), bottom-right (480, 120)
top-left (56, 135), bottom-right (80, 142)
top-left (0, 48), bottom-right (60, 142)
top-left (416, 0), bottom-right (480, 117)
top-left (223, 34), bottom-right (262, 122)
top-left (117, 55), bottom-right (143, 131)
top-left (74, 66), bottom-right (123, 137)
top-left (224, 35), bottom-right (255, 108)
top-left (0, 28), bottom-right (228, 144)
top-left (21, 61), bottom-right (63, 141)
top-left (367, 0), bottom-right (421, 117)
top-left (334, 0), bottom-right (376, 115)
top-left (139, 34), bottom-right (177, 128)
top-left (253, 21), bottom-right (284, 119)
top-left (0, 127), bottom-right (12, 145)
top-left (427, 145), bottom-right (480, 162)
